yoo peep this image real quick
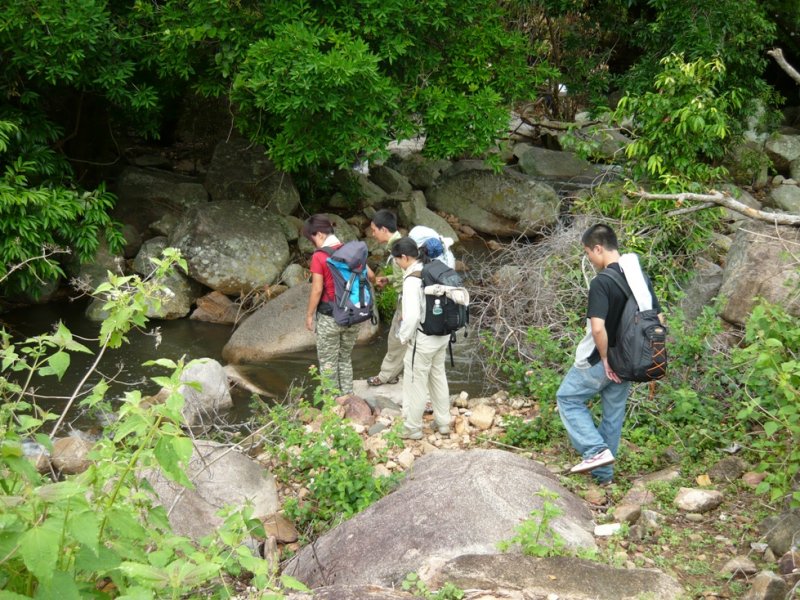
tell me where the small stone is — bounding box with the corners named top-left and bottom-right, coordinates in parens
top-left (613, 504), bottom-right (641, 525)
top-left (468, 404), bottom-right (496, 430)
top-left (742, 471), bottom-right (767, 488)
top-left (594, 523), bottom-right (622, 537)
top-left (744, 570), bottom-right (788, 599)
top-left (396, 448), bottom-right (415, 469)
top-left (373, 464), bottom-right (392, 478)
top-left (684, 513), bottom-right (705, 523)
top-left (674, 487), bottom-right (724, 513)
top-left (261, 513), bottom-right (299, 544)
top-left (721, 556), bottom-right (757, 577)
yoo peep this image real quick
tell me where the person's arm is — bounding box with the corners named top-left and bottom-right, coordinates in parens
top-left (590, 316), bottom-right (621, 383)
top-left (306, 272), bottom-right (324, 331)
top-left (396, 275), bottom-right (421, 344)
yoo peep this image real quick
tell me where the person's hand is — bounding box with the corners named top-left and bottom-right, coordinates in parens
top-left (376, 276), bottom-right (389, 289)
top-left (602, 357), bottom-right (622, 383)
top-left (305, 314), bottom-right (314, 332)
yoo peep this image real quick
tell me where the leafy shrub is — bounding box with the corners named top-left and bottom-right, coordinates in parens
top-left (732, 302), bottom-right (800, 506)
top-left (0, 252), bottom-right (295, 597)
top-left (263, 372), bottom-right (398, 535)
top-left (497, 490), bottom-right (568, 557)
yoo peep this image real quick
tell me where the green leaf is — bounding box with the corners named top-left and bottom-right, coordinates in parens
top-left (763, 420), bottom-right (780, 437)
top-left (38, 351), bottom-right (71, 380)
top-left (154, 436), bottom-right (193, 488)
top-left (68, 509), bottom-right (100, 556)
top-left (36, 480), bottom-right (83, 503)
top-left (118, 562), bottom-right (170, 587)
top-left (36, 571), bottom-right (82, 600)
top-left (19, 524), bottom-right (60, 581)
top-left (281, 574), bottom-right (311, 592)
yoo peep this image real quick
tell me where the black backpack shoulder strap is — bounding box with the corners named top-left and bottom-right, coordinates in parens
top-left (316, 246), bottom-right (335, 257)
top-left (598, 268), bottom-right (632, 299)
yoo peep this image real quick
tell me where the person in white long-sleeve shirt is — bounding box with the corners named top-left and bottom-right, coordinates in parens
top-left (390, 237), bottom-right (451, 440)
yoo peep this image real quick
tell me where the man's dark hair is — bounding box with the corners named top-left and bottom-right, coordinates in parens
top-left (390, 236), bottom-right (419, 259)
top-left (302, 214), bottom-right (335, 241)
top-left (581, 224), bottom-right (618, 250)
top-left (371, 209), bottom-right (398, 233)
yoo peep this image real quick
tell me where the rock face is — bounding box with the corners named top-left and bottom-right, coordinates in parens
top-left (169, 200), bottom-right (291, 294)
top-left (718, 222), bottom-right (800, 325)
top-left (142, 440), bottom-right (279, 540)
top-left (430, 554), bottom-right (684, 600)
top-left (427, 165), bottom-right (560, 237)
top-left (285, 587), bottom-right (423, 600)
top-left (679, 257), bottom-right (724, 321)
top-left (514, 144), bottom-right (599, 179)
top-left (113, 167), bottom-right (209, 235)
top-left (222, 283), bottom-right (379, 363)
top-left (283, 449), bottom-right (595, 588)
top-left (204, 137), bottom-right (300, 215)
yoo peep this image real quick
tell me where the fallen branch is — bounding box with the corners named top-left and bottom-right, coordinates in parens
top-left (768, 48), bottom-right (800, 86)
top-left (635, 190), bottom-right (800, 226)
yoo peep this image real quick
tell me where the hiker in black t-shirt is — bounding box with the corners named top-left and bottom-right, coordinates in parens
top-left (556, 224), bottom-right (662, 485)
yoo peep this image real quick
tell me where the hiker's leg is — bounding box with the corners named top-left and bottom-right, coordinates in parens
top-left (427, 335), bottom-right (451, 430)
top-left (592, 379), bottom-right (632, 483)
top-left (378, 306), bottom-right (404, 382)
top-left (401, 336), bottom-right (433, 435)
top-left (556, 362), bottom-right (608, 459)
top-left (315, 314), bottom-right (342, 393)
top-left (337, 322), bottom-right (359, 395)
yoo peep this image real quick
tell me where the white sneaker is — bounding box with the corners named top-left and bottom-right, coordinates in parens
top-left (570, 449), bottom-right (615, 473)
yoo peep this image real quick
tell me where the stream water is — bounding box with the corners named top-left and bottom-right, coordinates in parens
top-left (2, 295), bottom-right (487, 428)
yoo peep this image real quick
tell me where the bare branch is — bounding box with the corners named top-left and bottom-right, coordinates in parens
top-left (635, 189), bottom-right (800, 226)
top-left (768, 48), bottom-right (800, 86)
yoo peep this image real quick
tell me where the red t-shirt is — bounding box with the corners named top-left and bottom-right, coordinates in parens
top-left (310, 244), bottom-right (342, 303)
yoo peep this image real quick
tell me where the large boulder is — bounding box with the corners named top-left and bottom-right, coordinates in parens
top-left (769, 183), bottom-right (800, 213)
top-left (286, 587), bottom-right (422, 600)
top-left (177, 358), bottom-right (234, 430)
top-left (393, 191), bottom-right (459, 242)
top-left (765, 133), bottom-right (800, 176)
top-left (113, 167), bottom-right (209, 235)
top-left (718, 222), bottom-right (800, 325)
top-left (142, 440), bottom-right (279, 540)
top-left (389, 154), bottom-right (452, 190)
top-left (169, 200), bottom-right (291, 295)
top-left (222, 283), bottom-right (379, 363)
top-left (679, 257), bottom-right (724, 321)
top-left (282, 449), bottom-right (595, 588)
top-left (427, 165), bottom-right (560, 237)
top-left (429, 554), bottom-right (684, 600)
top-left (204, 137), bottom-right (300, 215)
top-left (513, 144), bottom-right (600, 179)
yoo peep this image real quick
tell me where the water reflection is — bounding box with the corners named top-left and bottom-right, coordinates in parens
top-left (2, 298), bottom-right (487, 426)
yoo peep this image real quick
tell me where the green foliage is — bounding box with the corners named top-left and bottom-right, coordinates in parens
top-left (402, 573), bottom-right (465, 600)
top-left (497, 490), bottom-right (569, 557)
top-left (0, 117), bottom-right (124, 296)
top-left (614, 54), bottom-right (740, 192)
top-left (263, 370), bottom-right (398, 535)
top-left (732, 302), bottom-right (800, 506)
top-left (375, 264), bottom-right (399, 323)
top-left (0, 255), bottom-right (289, 598)
top-left (619, 0), bottom-right (776, 116)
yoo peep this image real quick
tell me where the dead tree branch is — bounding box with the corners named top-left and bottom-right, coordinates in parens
top-left (635, 190), bottom-right (800, 226)
top-left (768, 48), bottom-right (800, 86)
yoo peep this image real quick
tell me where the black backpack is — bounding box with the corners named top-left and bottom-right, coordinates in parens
top-left (317, 242), bottom-right (376, 327)
top-left (415, 260), bottom-right (469, 337)
top-left (599, 269), bottom-right (667, 382)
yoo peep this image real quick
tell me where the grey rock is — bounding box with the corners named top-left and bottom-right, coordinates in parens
top-left (721, 556), bottom-right (757, 576)
top-left (760, 511), bottom-right (800, 556)
top-left (370, 164), bottom-right (412, 194)
top-left (513, 144), bottom-right (600, 179)
top-left (142, 440), bottom-right (279, 541)
top-left (674, 487), bottom-right (723, 513)
top-left (222, 283), bottom-right (379, 363)
top-left (169, 200), bottom-right (291, 294)
top-left (678, 257), bottom-right (723, 321)
top-left (281, 263), bottom-right (308, 288)
top-left (283, 449), bottom-right (596, 588)
top-left (429, 554), bottom-right (684, 600)
top-left (113, 167), bottom-right (209, 235)
top-left (285, 586), bottom-right (423, 600)
top-left (394, 191), bottom-right (459, 242)
top-left (708, 456), bottom-right (748, 483)
top-left (765, 133), bottom-right (800, 175)
top-left (427, 166), bottom-right (560, 237)
top-left (769, 184), bottom-right (800, 213)
top-left (719, 222), bottom-right (800, 325)
top-left (176, 358), bottom-right (233, 430)
top-left (390, 154), bottom-right (452, 190)
top-left (743, 570), bottom-right (789, 600)
top-left (204, 137), bottom-right (300, 215)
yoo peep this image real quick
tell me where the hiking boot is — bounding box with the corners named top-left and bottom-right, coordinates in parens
top-left (570, 449), bottom-right (614, 473)
top-left (437, 425), bottom-right (450, 435)
top-left (400, 429), bottom-right (423, 440)
top-left (367, 375), bottom-right (399, 387)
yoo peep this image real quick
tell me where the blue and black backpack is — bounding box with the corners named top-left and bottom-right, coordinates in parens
top-left (317, 241), bottom-right (376, 327)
